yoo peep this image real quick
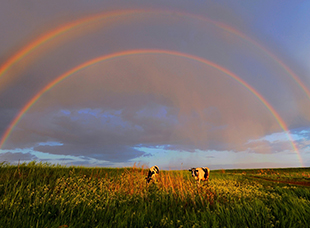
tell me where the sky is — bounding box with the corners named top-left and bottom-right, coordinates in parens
top-left (0, 0), bottom-right (310, 170)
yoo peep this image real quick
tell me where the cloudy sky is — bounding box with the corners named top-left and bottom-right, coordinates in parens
top-left (1, 0), bottom-right (310, 170)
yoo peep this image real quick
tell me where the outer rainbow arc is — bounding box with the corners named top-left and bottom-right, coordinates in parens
top-left (1, 9), bottom-right (309, 103)
top-left (0, 49), bottom-right (303, 166)
top-left (0, 9), bottom-right (144, 80)
top-left (217, 22), bottom-right (310, 101)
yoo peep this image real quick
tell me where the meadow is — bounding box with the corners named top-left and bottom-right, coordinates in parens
top-left (0, 162), bottom-right (310, 228)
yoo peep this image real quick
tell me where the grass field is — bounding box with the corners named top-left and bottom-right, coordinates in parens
top-left (0, 162), bottom-right (310, 227)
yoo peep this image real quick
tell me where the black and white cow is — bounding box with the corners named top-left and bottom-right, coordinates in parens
top-left (146, 165), bottom-right (160, 183)
top-left (189, 167), bottom-right (210, 184)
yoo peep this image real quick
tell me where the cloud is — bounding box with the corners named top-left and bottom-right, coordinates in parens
top-left (4, 55), bottom-right (308, 163)
top-left (244, 128), bottom-right (310, 155)
top-left (0, 152), bottom-right (37, 163)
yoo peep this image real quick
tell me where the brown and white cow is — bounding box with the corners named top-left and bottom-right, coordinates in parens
top-left (146, 165), bottom-right (160, 183)
top-left (189, 167), bottom-right (210, 184)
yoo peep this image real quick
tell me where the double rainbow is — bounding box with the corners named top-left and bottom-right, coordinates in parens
top-left (1, 9), bottom-right (308, 101)
top-left (0, 9), bottom-right (305, 166)
top-left (0, 49), bottom-right (303, 166)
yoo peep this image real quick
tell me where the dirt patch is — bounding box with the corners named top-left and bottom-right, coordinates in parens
top-left (249, 176), bottom-right (310, 187)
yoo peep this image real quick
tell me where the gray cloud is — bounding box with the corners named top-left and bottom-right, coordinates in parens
top-left (0, 152), bottom-right (37, 163)
top-left (3, 55), bottom-right (309, 163)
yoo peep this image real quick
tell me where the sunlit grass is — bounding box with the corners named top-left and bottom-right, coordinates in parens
top-left (0, 161), bottom-right (309, 227)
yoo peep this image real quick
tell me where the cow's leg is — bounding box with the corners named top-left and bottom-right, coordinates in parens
top-left (205, 177), bottom-right (209, 187)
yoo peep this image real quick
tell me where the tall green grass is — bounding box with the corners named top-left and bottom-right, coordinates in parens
top-left (0, 162), bottom-right (309, 227)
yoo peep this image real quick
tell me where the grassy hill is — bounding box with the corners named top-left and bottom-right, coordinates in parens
top-left (0, 162), bottom-right (310, 227)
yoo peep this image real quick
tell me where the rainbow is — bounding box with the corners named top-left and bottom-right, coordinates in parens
top-left (0, 9), bottom-right (309, 102)
top-left (0, 9), bottom-right (144, 90)
top-left (217, 22), bottom-right (310, 101)
top-left (0, 49), bottom-right (303, 166)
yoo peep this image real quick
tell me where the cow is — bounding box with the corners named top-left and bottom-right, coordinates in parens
top-left (146, 165), bottom-right (160, 184)
top-left (189, 167), bottom-right (210, 184)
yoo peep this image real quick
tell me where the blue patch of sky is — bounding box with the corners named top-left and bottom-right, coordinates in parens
top-left (131, 146), bottom-right (281, 170)
top-left (291, 128), bottom-right (310, 138)
top-left (248, 127), bottom-right (310, 144)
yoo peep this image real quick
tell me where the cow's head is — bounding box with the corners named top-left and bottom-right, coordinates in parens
top-left (146, 166), bottom-right (160, 184)
top-left (189, 168), bottom-right (198, 177)
top-left (153, 165), bottom-right (159, 174)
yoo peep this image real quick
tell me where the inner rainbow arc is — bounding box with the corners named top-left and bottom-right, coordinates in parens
top-left (0, 49), bottom-right (303, 166)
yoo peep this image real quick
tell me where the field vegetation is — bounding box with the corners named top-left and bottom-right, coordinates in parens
top-left (0, 161), bottom-right (310, 227)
